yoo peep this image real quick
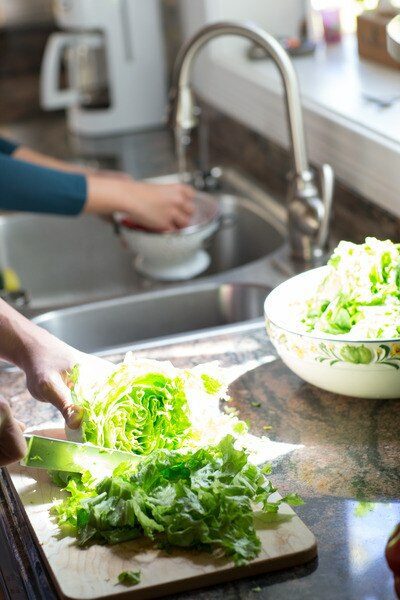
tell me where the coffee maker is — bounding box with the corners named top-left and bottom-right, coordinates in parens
top-left (40, 0), bottom-right (167, 137)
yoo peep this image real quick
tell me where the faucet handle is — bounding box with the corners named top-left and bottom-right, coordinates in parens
top-left (316, 163), bottom-right (334, 251)
top-left (288, 164), bottom-right (334, 262)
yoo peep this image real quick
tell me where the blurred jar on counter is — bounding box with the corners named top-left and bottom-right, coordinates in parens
top-left (309, 0), bottom-right (380, 43)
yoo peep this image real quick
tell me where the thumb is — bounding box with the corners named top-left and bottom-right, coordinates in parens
top-left (0, 399), bottom-right (27, 466)
top-left (45, 375), bottom-right (84, 430)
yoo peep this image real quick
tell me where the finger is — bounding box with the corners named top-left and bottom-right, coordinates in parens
top-left (177, 184), bottom-right (196, 199)
top-left (172, 194), bottom-right (195, 213)
top-left (40, 374), bottom-right (84, 429)
top-left (154, 212), bottom-right (175, 231)
top-left (60, 366), bottom-right (76, 390)
top-left (0, 420), bottom-right (27, 466)
top-left (150, 220), bottom-right (172, 233)
top-left (180, 199), bottom-right (195, 216)
top-left (0, 401), bottom-right (27, 466)
top-left (0, 397), bottom-right (10, 430)
top-left (172, 211), bottom-right (191, 229)
top-left (65, 404), bottom-right (84, 430)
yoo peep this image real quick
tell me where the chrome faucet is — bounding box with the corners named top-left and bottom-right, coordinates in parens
top-left (169, 21), bottom-right (334, 263)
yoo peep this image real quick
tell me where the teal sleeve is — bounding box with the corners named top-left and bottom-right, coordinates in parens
top-left (0, 153), bottom-right (87, 215)
top-left (0, 136), bottom-right (19, 156)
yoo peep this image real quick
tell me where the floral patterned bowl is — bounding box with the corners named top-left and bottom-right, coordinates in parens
top-left (264, 267), bottom-right (400, 399)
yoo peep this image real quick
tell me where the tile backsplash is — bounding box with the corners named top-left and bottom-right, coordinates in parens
top-left (200, 100), bottom-right (400, 242)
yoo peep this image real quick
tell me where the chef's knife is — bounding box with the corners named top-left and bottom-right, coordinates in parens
top-left (21, 434), bottom-right (139, 475)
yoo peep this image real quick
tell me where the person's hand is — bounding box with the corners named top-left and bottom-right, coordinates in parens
top-left (122, 181), bottom-right (196, 231)
top-left (0, 396), bottom-right (26, 466)
top-left (0, 299), bottom-right (111, 433)
top-left (20, 335), bottom-right (83, 429)
top-left (17, 331), bottom-right (109, 430)
top-left (86, 175), bottom-right (196, 231)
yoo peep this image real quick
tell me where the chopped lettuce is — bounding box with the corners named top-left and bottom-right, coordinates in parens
top-left (302, 237), bottom-right (400, 338)
top-left (51, 358), bottom-right (302, 567)
top-left (200, 373), bottom-right (223, 395)
top-left (52, 435), bottom-right (302, 566)
top-left (118, 571), bottom-right (141, 586)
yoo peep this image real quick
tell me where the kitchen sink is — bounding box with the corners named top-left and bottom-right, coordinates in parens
top-left (204, 194), bottom-right (283, 276)
top-left (0, 168), bottom-right (285, 313)
top-left (32, 282), bottom-right (270, 354)
top-left (0, 214), bottom-right (136, 311)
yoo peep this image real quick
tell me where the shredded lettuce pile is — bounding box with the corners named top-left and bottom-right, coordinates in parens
top-left (302, 237), bottom-right (400, 339)
top-left (52, 435), bottom-right (302, 566)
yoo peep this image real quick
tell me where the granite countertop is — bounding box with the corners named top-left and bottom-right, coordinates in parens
top-left (0, 116), bottom-right (399, 599)
top-left (1, 326), bottom-right (399, 600)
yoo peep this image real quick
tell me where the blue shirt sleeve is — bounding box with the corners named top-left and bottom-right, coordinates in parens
top-left (0, 153), bottom-right (87, 216)
top-left (0, 136), bottom-right (19, 156)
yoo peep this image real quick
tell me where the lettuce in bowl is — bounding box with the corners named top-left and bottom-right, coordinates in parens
top-left (303, 237), bottom-right (400, 339)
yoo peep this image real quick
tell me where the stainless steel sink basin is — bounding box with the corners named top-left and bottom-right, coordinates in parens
top-left (32, 282), bottom-right (270, 354)
top-left (0, 169), bottom-right (284, 313)
top-left (0, 214), bottom-right (136, 310)
top-left (204, 194), bottom-right (283, 276)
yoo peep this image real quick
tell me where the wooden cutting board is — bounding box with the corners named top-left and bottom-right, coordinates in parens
top-left (7, 431), bottom-right (317, 600)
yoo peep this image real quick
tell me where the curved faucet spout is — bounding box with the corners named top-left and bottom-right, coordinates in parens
top-left (170, 21), bottom-right (334, 262)
top-left (172, 20), bottom-right (309, 176)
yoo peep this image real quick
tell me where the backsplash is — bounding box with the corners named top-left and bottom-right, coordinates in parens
top-left (200, 101), bottom-right (400, 243)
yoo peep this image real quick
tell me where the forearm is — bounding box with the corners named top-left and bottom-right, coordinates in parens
top-left (0, 146), bottom-right (135, 215)
top-left (85, 175), bottom-right (132, 214)
top-left (0, 152), bottom-right (127, 218)
top-left (0, 153), bottom-right (86, 215)
top-left (0, 136), bottom-right (195, 227)
top-left (13, 146), bottom-right (89, 175)
top-left (0, 134), bottom-right (88, 175)
top-left (0, 299), bottom-right (40, 368)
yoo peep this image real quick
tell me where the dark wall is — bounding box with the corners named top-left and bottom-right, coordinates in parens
top-left (0, 24), bottom-right (56, 123)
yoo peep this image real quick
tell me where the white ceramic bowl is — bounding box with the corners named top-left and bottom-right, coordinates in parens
top-left (116, 193), bottom-right (220, 281)
top-left (264, 266), bottom-right (400, 399)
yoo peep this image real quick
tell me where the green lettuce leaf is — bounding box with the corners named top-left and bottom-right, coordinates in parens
top-left (201, 373), bottom-right (223, 395)
top-left (118, 570), bottom-right (141, 586)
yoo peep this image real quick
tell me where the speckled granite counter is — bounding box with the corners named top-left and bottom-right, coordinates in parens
top-left (0, 115), bottom-right (399, 599)
top-left (1, 325), bottom-right (399, 600)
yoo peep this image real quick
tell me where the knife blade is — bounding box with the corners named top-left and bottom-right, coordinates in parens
top-left (21, 434), bottom-right (139, 475)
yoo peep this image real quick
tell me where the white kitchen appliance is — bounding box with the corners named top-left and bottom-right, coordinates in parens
top-left (40, 0), bottom-right (167, 137)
